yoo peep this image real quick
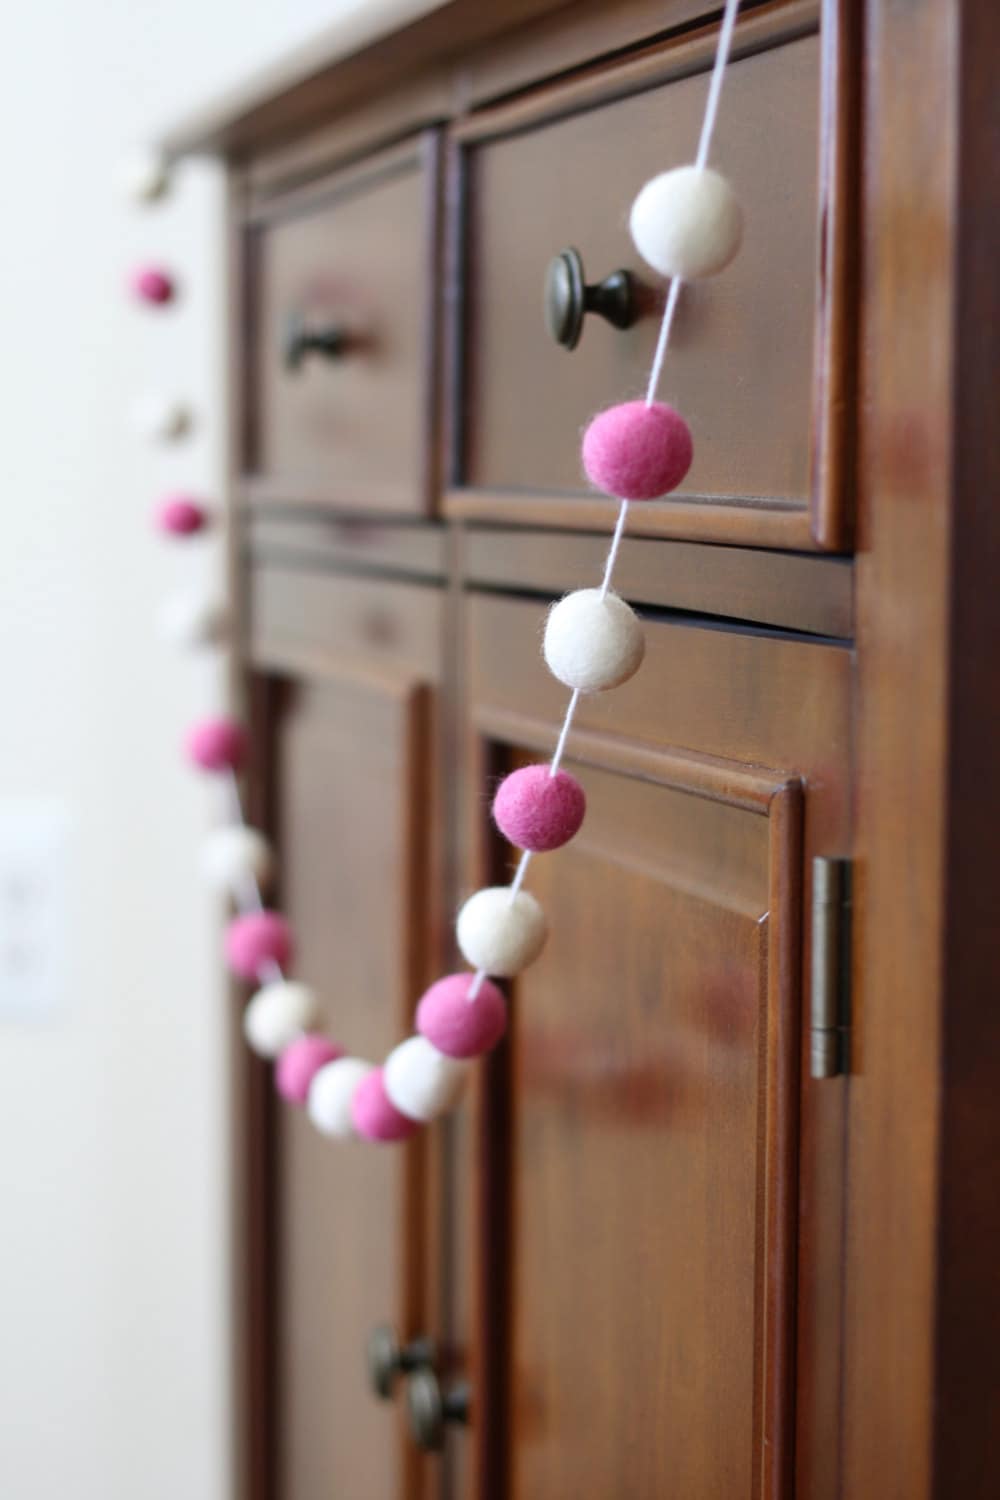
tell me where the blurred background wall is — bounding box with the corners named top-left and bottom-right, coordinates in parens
top-left (0, 3), bottom-right (357, 1497)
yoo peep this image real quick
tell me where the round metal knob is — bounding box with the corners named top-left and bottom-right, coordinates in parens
top-left (284, 312), bottom-right (351, 371)
top-left (367, 1325), bottom-right (437, 1401)
top-left (544, 246), bottom-right (637, 351)
top-left (406, 1368), bottom-right (471, 1452)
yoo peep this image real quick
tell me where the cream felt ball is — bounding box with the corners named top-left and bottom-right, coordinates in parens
top-left (202, 825), bottom-right (274, 894)
top-left (243, 980), bottom-right (318, 1058)
top-left (157, 593), bottom-right (229, 650)
top-left (118, 146), bottom-right (170, 204)
top-left (308, 1057), bottom-right (375, 1139)
top-left (131, 394), bottom-right (190, 443)
top-left (543, 589), bottom-right (645, 693)
top-left (384, 1036), bottom-right (471, 1123)
top-left (630, 165), bottom-right (743, 280)
top-left (456, 887), bottom-right (548, 976)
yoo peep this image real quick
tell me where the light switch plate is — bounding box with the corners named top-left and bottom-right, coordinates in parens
top-left (0, 801), bottom-right (71, 1021)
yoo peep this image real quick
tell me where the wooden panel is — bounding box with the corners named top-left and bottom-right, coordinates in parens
top-left (250, 568), bottom-right (445, 682)
top-left (507, 752), bottom-right (798, 1500)
top-left (450, 12), bottom-right (842, 548)
top-left (274, 673), bottom-right (431, 1500)
top-left (247, 136), bottom-right (438, 514)
top-left (452, 592), bottom-right (851, 1499)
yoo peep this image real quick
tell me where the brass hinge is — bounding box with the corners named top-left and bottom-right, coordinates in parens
top-left (809, 857), bottom-right (853, 1079)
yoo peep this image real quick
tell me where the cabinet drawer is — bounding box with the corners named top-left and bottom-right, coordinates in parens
top-left (245, 136), bottom-right (438, 514)
top-left (449, 5), bottom-right (850, 549)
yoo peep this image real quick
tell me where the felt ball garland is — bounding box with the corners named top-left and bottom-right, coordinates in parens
top-left (139, 0), bottom-right (745, 1150)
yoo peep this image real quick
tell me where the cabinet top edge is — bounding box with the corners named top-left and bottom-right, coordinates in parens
top-left (155, 0), bottom-right (566, 160)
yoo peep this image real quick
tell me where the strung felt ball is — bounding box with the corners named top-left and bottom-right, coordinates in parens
top-left (416, 972), bottom-right (507, 1059)
top-left (384, 1035), bottom-right (471, 1123)
top-left (276, 1035), bottom-right (344, 1105)
top-left (493, 765), bottom-right (586, 853)
top-left (157, 593), bottom-right (228, 650)
top-left (155, 495), bottom-right (208, 536)
top-left (543, 589), bottom-right (645, 693)
top-left (119, 146), bottom-right (170, 204)
top-left (129, 265), bottom-right (175, 305)
top-left (582, 400), bottom-right (693, 501)
top-left (308, 1056), bottom-right (376, 1139)
top-left (202, 825), bottom-right (274, 894)
top-left (185, 716), bottom-right (247, 773)
top-left (630, 165), bottom-right (743, 279)
top-left (456, 887), bottom-right (548, 977)
top-left (131, 394), bottom-right (190, 442)
top-left (225, 910), bottom-right (293, 980)
top-left (243, 980), bottom-right (318, 1059)
top-left (351, 1067), bottom-right (421, 1144)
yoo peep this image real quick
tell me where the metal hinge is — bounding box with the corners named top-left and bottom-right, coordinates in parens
top-left (809, 857), bottom-right (853, 1079)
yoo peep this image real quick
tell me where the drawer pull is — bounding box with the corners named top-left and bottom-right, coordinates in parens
top-left (367, 1325), bottom-right (437, 1400)
top-left (544, 246), bottom-right (637, 351)
top-left (406, 1369), bottom-right (471, 1451)
top-left (284, 312), bottom-right (351, 371)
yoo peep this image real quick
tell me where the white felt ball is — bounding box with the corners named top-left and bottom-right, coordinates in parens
top-left (157, 593), bottom-right (229, 649)
top-left (456, 887), bottom-right (548, 976)
top-left (630, 165), bottom-right (743, 279)
top-left (308, 1056), bottom-right (375, 1139)
top-left (131, 394), bottom-right (190, 442)
top-left (201, 825), bottom-right (274, 894)
top-left (119, 146), bottom-right (170, 204)
top-left (243, 980), bottom-right (318, 1059)
top-left (543, 589), bottom-right (645, 693)
top-left (384, 1035), bottom-right (471, 1123)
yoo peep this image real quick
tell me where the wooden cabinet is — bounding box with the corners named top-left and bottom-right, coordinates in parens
top-left (164, 0), bottom-right (999, 1496)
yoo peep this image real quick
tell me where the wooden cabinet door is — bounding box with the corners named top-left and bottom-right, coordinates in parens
top-left (447, 591), bottom-right (851, 1500)
top-left (243, 567), bottom-right (446, 1500)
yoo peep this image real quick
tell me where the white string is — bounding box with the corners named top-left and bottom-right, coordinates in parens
top-left (645, 0), bottom-right (741, 408)
top-left (464, 1), bottom-right (743, 1008)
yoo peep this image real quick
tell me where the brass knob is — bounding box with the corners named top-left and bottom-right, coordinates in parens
top-left (284, 312), bottom-right (351, 370)
top-left (367, 1325), bottom-right (437, 1401)
top-left (406, 1368), bottom-right (471, 1452)
top-left (544, 246), bottom-right (637, 351)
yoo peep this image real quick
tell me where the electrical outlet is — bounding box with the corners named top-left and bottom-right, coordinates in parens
top-left (0, 802), bottom-right (70, 1021)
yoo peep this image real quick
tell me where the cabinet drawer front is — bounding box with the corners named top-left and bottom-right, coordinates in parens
top-left (247, 137), bottom-right (437, 514)
top-left (450, 12), bottom-right (845, 548)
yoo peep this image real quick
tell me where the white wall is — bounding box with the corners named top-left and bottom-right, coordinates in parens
top-left (0, 4), bottom-right (358, 1497)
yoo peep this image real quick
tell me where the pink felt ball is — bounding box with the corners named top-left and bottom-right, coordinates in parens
top-left (275, 1035), bottom-right (344, 1105)
top-left (416, 973), bottom-right (508, 1059)
top-left (185, 717), bottom-right (247, 773)
top-left (582, 400), bottom-right (693, 501)
top-left (493, 764), bottom-right (586, 853)
top-left (129, 264), bottom-right (175, 305)
top-left (351, 1068), bottom-right (421, 1143)
top-left (224, 910), bottom-right (293, 980)
top-left (155, 495), bottom-right (208, 536)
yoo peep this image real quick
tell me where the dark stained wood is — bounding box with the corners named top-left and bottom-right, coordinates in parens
top-left (934, 5), bottom-right (1000, 1496)
top-left (844, 1), bottom-right (1000, 1497)
top-left (458, 526), bottom-right (853, 637)
top-left (246, 135), bottom-right (439, 515)
top-left (257, 566), bottom-right (447, 1500)
top-left (449, 12), bottom-right (840, 549)
top-left (453, 592), bottom-right (851, 1498)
